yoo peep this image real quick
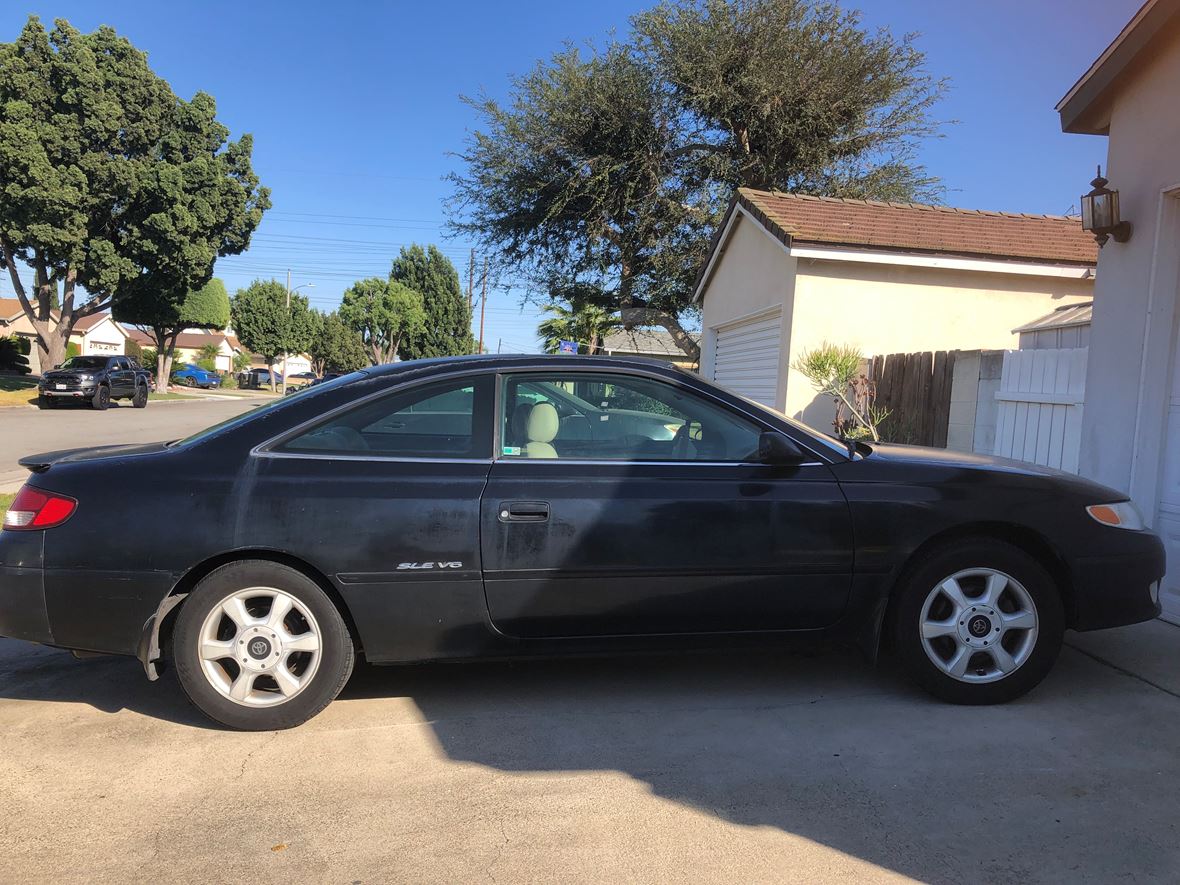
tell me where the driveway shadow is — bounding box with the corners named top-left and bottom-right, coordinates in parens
top-left (3, 638), bottom-right (1178, 882)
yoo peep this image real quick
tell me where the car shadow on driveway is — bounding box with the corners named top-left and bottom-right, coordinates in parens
top-left (3, 638), bottom-right (1178, 882)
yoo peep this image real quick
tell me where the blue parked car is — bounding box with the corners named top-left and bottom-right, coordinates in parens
top-left (171, 363), bottom-right (222, 389)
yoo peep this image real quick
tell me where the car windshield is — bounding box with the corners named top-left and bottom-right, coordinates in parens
top-left (59, 356), bottom-right (108, 370)
top-left (170, 371), bottom-right (367, 447)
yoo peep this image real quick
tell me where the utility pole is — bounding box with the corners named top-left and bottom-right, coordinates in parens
top-left (478, 258), bottom-right (488, 355)
top-left (282, 269), bottom-right (291, 395)
top-left (467, 248), bottom-right (474, 312)
top-left (497, 337), bottom-right (502, 354)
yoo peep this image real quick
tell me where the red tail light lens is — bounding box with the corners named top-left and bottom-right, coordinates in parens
top-left (3, 486), bottom-right (77, 531)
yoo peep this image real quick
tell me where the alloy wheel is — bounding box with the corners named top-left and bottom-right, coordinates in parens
top-left (918, 568), bottom-right (1039, 683)
top-left (197, 586), bottom-right (322, 706)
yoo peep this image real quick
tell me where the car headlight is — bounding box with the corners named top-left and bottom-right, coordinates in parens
top-left (1086, 501), bottom-right (1145, 531)
top-left (78, 374), bottom-right (94, 382)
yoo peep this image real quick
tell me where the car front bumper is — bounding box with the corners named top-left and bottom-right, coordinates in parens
top-left (1068, 531), bottom-right (1166, 631)
top-left (39, 386), bottom-right (97, 399)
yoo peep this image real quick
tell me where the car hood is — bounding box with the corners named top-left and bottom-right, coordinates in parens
top-left (41, 369), bottom-right (95, 379)
top-left (840, 441), bottom-right (1127, 501)
top-left (19, 442), bottom-right (172, 473)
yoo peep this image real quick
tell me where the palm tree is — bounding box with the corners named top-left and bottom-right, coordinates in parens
top-left (537, 302), bottom-right (621, 354)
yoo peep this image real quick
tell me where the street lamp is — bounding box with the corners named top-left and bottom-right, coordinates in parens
top-left (282, 274), bottom-right (314, 395)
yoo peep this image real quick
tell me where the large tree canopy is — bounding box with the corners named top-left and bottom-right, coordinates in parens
top-left (230, 279), bottom-right (313, 391)
top-left (339, 276), bottom-right (426, 365)
top-left (390, 244), bottom-right (474, 360)
top-left (0, 16), bottom-right (269, 368)
top-left (116, 277), bottom-right (230, 391)
top-left (307, 310), bottom-right (368, 375)
top-left (447, 0), bottom-right (946, 359)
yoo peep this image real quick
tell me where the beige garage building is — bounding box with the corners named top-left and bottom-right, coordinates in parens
top-left (693, 189), bottom-right (1096, 429)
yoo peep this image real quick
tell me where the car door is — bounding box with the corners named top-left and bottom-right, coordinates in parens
top-left (479, 369), bottom-right (854, 638)
top-left (250, 373), bottom-right (495, 662)
top-left (109, 357), bottom-right (130, 396)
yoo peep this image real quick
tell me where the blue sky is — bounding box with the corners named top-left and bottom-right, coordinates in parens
top-left (2, 0), bottom-right (1138, 352)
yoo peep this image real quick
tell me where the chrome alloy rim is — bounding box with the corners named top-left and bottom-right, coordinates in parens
top-left (197, 587), bottom-right (322, 707)
top-left (919, 568), bottom-right (1039, 683)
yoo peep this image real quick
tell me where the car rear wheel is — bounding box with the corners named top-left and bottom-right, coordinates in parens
top-left (91, 385), bottom-right (110, 410)
top-left (132, 383), bottom-right (148, 408)
top-left (891, 538), bottom-right (1064, 704)
top-left (171, 561), bottom-right (355, 730)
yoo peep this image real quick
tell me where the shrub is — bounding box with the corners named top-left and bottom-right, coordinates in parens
top-left (0, 336), bottom-right (31, 374)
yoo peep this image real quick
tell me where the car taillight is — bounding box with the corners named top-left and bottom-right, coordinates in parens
top-left (3, 486), bottom-right (78, 531)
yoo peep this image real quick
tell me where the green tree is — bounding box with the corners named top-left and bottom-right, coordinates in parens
top-left (0, 17), bottom-right (269, 372)
top-left (116, 278), bottom-right (231, 391)
top-left (195, 342), bottom-right (221, 373)
top-left (389, 245), bottom-right (474, 359)
top-left (339, 277), bottom-right (426, 365)
top-left (308, 310), bottom-right (368, 375)
top-left (537, 301), bottom-right (621, 355)
top-left (230, 280), bottom-right (314, 391)
top-left (448, 0), bottom-right (945, 360)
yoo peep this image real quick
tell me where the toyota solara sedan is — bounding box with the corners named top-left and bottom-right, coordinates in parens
top-left (0, 355), bottom-right (1165, 729)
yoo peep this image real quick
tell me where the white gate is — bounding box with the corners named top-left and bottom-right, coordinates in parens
top-left (994, 348), bottom-right (1087, 472)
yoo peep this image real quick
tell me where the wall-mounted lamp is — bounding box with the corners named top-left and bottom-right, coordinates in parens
top-left (1080, 166), bottom-right (1132, 246)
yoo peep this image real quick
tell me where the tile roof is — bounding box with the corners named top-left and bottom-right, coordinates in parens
top-left (736, 187), bottom-right (1098, 266)
top-left (124, 328), bottom-right (237, 350)
top-left (71, 312), bottom-right (124, 333)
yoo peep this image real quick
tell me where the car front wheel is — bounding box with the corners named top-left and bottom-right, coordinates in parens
top-left (171, 561), bottom-right (355, 730)
top-left (91, 385), bottom-right (110, 410)
top-left (892, 539), bottom-right (1064, 704)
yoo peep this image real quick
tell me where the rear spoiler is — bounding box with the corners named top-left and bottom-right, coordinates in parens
top-left (18, 449), bottom-right (87, 473)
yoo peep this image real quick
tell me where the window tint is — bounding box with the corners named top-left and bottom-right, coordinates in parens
top-left (279, 377), bottom-right (490, 458)
top-left (500, 373), bottom-right (762, 462)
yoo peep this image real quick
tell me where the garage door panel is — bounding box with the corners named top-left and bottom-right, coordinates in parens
top-left (712, 312), bottom-right (782, 408)
top-left (1159, 336), bottom-right (1180, 623)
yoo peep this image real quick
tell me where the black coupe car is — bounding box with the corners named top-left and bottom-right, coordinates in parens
top-left (0, 355), bottom-right (1165, 730)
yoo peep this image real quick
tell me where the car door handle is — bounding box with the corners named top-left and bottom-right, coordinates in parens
top-left (498, 501), bottom-right (550, 522)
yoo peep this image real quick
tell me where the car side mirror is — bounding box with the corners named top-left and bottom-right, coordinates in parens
top-left (758, 431), bottom-right (809, 465)
top-left (52, 364), bottom-right (60, 369)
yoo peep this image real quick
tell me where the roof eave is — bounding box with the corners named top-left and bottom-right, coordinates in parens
top-left (1057, 0), bottom-right (1180, 134)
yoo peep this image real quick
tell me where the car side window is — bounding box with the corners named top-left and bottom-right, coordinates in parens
top-left (278, 376), bottom-right (492, 458)
top-left (499, 372), bottom-right (763, 462)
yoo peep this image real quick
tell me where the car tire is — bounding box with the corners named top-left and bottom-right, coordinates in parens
top-left (171, 561), bottom-right (355, 730)
top-left (132, 383), bottom-right (148, 408)
top-left (91, 385), bottom-right (110, 410)
top-left (891, 538), bottom-right (1064, 705)
top-left (37, 395), bottom-right (55, 410)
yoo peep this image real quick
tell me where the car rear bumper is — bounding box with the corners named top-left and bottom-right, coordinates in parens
top-left (1068, 532), bottom-right (1166, 631)
top-left (0, 532), bottom-right (53, 645)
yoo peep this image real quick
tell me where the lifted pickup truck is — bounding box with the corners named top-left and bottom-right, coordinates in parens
top-left (38, 355), bottom-right (151, 410)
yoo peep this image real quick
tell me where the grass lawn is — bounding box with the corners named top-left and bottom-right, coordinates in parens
top-left (150, 391), bottom-right (199, 401)
top-left (0, 375), bottom-right (39, 408)
top-left (206, 387), bottom-right (282, 397)
top-left (0, 491), bottom-right (15, 512)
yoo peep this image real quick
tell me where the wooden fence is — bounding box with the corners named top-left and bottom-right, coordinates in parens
top-left (993, 348), bottom-right (1087, 472)
top-left (868, 350), bottom-right (957, 447)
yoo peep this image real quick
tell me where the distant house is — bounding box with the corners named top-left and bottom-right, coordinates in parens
top-left (0, 298), bottom-right (58, 373)
top-left (693, 187), bottom-right (1096, 427)
top-left (68, 313), bottom-right (130, 358)
top-left (600, 328), bottom-right (699, 369)
top-left (124, 328), bottom-right (243, 373)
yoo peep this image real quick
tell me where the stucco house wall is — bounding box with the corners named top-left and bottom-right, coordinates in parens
top-left (698, 213), bottom-right (798, 411)
top-left (786, 261), bottom-right (1093, 424)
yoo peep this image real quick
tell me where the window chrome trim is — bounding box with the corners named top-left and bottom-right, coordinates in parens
top-left (491, 457), bottom-right (824, 468)
top-left (254, 450), bottom-right (493, 465)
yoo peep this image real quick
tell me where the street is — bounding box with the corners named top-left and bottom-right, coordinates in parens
top-left (0, 397), bottom-right (269, 491)
top-left (1, 626), bottom-right (1178, 883)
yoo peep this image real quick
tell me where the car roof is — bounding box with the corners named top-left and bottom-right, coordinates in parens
top-left (360, 353), bottom-right (690, 379)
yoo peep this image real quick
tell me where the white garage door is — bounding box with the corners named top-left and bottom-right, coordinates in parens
top-left (1157, 336), bottom-right (1180, 624)
top-left (712, 312), bottom-right (782, 408)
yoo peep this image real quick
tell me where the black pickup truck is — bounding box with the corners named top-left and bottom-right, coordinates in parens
top-left (38, 355), bottom-right (151, 410)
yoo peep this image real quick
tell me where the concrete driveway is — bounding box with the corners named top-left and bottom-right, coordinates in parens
top-left (2, 624), bottom-right (1178, 884)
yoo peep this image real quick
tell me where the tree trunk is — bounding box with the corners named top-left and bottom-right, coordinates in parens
top-left (268, 360), bottom-right (277, 392)
top-left (620, 307), bottom-right (701, 363)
